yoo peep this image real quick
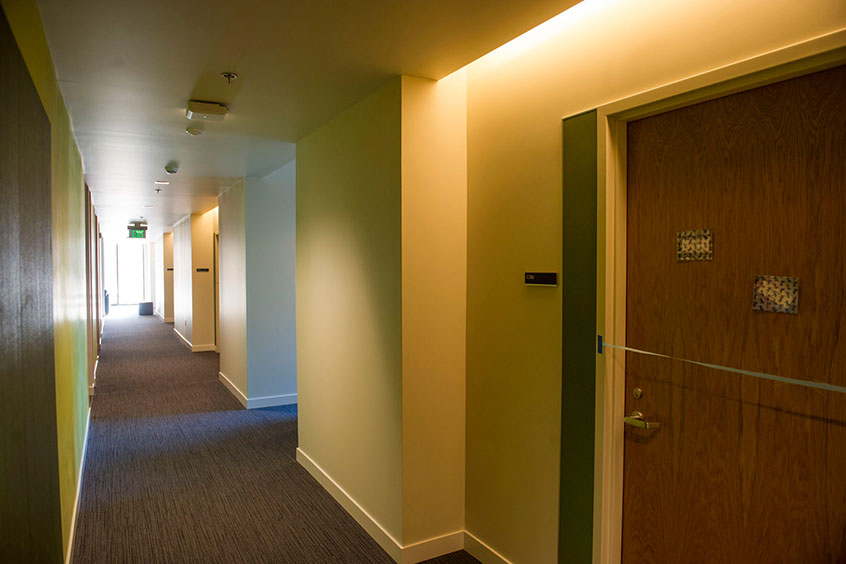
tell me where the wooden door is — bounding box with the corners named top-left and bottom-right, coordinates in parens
top-left (622, 66), bottom-right (846, 563)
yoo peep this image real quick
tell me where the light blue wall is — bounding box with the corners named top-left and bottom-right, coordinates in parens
top-left (245, 161), bottom-right (297, 400)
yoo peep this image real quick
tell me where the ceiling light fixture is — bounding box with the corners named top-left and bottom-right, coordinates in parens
top-left (186, 100), bottom-right (228, 121)
top-left (220, 72), bottom-right (238, 85)
top-left (155, 180), bottom-right (170, 185)
top-left (165, 161), bottom-right (179, 175)
top-left (144, 205), bottom-right (154, 209)
top-left (185, 125), bottom-right (204, 136)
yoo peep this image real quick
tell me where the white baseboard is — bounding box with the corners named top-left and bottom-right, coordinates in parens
top-left (173, 328), bottom-right (215, 352)
top-left (65, 407), bottom-right (91, 564)
top-left (296, 448), bottom-right (469, 564)
top-left (88, 359), bottom-right (98, 397)
top-left (155, 310), bottom-right (163, 320)
top-left (218, 372), bottom-right (297, 409)
top-left (297, 447), bottom-right (403, 561)
top-left (464, 530), bottom-right (512, 564)
top-left (218, 371), bottom-right (248, 408)
top-left (402, 531), bottom-right (465, 564)
top-left (173, 327), bottom-right (192, 350)
top-left (247, 393), bottom-right (298, 409)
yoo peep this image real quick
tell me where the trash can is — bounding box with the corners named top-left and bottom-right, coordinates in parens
top-left (138, 301), bottom-right (153, 316)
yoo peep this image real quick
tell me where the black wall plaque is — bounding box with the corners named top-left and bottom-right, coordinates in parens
top-left (525, 272), bottom-right (557, 286)
top-left (196, 268), bottom-right (210, 272)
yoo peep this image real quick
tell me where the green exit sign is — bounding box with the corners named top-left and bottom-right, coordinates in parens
top-left (128, 229), bottom-right (146, 239)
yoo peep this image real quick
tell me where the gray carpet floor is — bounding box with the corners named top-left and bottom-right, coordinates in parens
top-left (72, 307), bottom-right (479, 564)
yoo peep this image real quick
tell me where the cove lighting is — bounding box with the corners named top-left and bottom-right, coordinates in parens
top-left (469, 0), bottom-right (613, 67)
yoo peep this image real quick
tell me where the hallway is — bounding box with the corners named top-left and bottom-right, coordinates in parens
top-left (72, 308), bottom-right (477, 564)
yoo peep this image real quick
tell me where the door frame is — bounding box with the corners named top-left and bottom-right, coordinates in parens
top-left (213, 231), bottom-right (220, 352)
top-left (585, 30), bottom-right (846, 564)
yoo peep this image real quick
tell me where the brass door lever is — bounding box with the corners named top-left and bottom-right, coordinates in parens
top-left (624, 411), bottom-right (660, 430)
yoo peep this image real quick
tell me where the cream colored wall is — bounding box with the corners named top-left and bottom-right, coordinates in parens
top-left (399, 74), bottom-right (467, 545)
top-left (191, 208), bottom-right (217, 348)
top-left (153, 236), bottom-right (164, 317)
top-left (172, 216), bottom-right (193, 342)
top-left (297, 78), bottom-right (404, 543)
top-left (163, 231), bottom-right (174, 321)
top-left (297, 74), bottom-right (469, 556)
top-left (462, 1), bottom-right (845, 563)
top-left (219, 181), bottom-right (248, 395)
top-left (146, 240), bottom-right (155, 304)
top-left (172, 209), bottom-right (217, 348)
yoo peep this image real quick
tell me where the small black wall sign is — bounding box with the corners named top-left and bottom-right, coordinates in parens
top-left (525, 272), bottom-right (557, 286)
top-left (196, 268), bottom-right (210, 272)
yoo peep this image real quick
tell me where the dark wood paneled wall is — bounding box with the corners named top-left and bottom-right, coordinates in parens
top-left (0, 8), bottom-right (63, 563)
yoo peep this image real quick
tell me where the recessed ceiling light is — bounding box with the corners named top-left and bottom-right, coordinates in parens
top-left (144, 205), bottom-right (154, 209)
top-left (185, 126), bottom-right (204, 136)
top-left (155, 181), bottom-right (170, 185)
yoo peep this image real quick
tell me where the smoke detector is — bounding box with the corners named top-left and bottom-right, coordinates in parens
top-left (186, 100), bottom-right (228, 121)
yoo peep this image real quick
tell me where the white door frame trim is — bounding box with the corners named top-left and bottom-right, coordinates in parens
top-left (583, 29), bottom-right (846, 564)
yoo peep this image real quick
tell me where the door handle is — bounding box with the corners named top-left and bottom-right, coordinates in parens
top-left (624, 411), bottom-right (660, 430)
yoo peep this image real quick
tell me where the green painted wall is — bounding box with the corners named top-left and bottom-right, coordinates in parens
top-left (559, 110), bottom-right (597, 563)
top-left (1, 0), bottom-right (89, 558)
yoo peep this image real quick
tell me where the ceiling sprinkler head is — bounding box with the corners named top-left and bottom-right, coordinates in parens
top-left (155, 188), bottom-right (162, 194)
top-left (220, 72), bottom-right (238, 85)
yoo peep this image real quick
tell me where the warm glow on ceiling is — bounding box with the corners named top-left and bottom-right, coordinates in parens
top-left (469, 0), bottom-right (613, 67)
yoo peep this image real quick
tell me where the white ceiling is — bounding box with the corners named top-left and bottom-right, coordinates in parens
top-left (37, 0), bottom-right (578, 239)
